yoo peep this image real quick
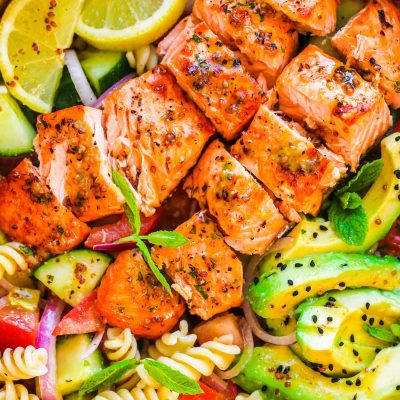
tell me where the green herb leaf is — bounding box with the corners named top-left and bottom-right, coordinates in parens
top-left (112, 169), bottom-right (141, 235)
top-left (141, 359), bottom-right (203, 395)
top-left (141, 231), bottom-right (189, 247)
top-left (363, 323), bottom-right (397, 343)
top-left (136, 239), bottom-right (172, 296)
top-left (79, 359), bottom-right (138, 396)
top-left (328, 199), bottom-right (368, 246)
top-left (338, 192), bottom-right (363, 210)
top-left (391, 324), bottom-right (400, 338)
top-left (336, 159), bottom-right (384, 195)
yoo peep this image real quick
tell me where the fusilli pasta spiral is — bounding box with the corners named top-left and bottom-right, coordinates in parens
top-left (104, 328), bottom-right (141, 390)
top-left (95, 387), bottom-right (178, 400)
top-left (0, 346), bottom-right (48, 381)
top-left (236, 391), bottom-right (263, 400)
top-left (0, 243), bottom-right (29, 280)
top-left (126, 45), bottom-right (159, 75)
top-left (0, 381), bottom-right (39, 400)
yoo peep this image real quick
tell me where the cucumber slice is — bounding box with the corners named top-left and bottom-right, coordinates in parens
top-left (56, 334), bottom-right (105, 395)
top-left (80, 50), bottom-right (132, 96)
top-left (34, 250), bottom-right (112, 307)
top-left (0, 87), bottom-right (36, 156)
top-left (54, 66), bottom-right (82, 111)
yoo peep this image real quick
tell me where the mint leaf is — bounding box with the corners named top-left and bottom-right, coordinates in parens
top-left (363, 324), bottom-right (397, 343)
top-left (112, 169), bottom-right (141, 235)
top-left (142, 231), bottom-right (189, 247)
top-left (391, 324), bottom-right (400, 338)
top-left (336, 159), bottom-right (384, 195)
top-left (142, 359), bottom-right (203, 395)
top-left (338, 192), bottom-right (363, 210)
top-left (328, 199), bottom-right (368, 246)
top-left (79, 359), bottom-right (138, 396)
top-left (136, 239), bottom-right (172, 296)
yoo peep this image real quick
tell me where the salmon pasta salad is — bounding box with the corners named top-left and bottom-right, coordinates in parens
top-left (1, 0), bottom-right (400, 399)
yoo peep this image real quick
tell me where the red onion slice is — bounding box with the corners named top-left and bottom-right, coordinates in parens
top-left (93, 241), bottom-right (137, 252)
top-left (0, 278), bottom-right (14, 292)
top-left (36, 295), bottom-right (65, 400)
top-left (65, 49), bottom-right (97, 107)
top-left (92, 73), bottom-right (136, 109)
top-left (82, 328), bottom-right (105, 360)
top-left (201, 373), bottom-right (228, 392)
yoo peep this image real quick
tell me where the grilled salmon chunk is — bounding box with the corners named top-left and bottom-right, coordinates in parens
top-left (97, 250), bottom-right (185, 339)
top-left (0, 159), bottom-right (90, 259)
top-left (264, 0), bottom-right (338, 36)
top-left (102, 66), bottom-right (215, 217)
top-left (152, 211), bottom-right (243, 320)
top-left (161, 19), bottom-right (263, 140)
top-left (192, 0), bottom-right (298, 87)
top-left (231, 105), bottom-right (346, 216)
top-left (184, 140), bottom-right (287, 254)
top-left (332, 0), bottom-right (400, 109)
top-left (35, 106), bottom-right (124, 222)
top-left (276, 45), bottom-right (392, 171)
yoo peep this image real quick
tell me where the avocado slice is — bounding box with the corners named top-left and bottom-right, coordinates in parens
top-left (258, 133), bottom-right (400, 276)
top-left (234, 344), bottom-right (400, 400)
top-left (248, 252), bottom-right (400, 319)
top-left (294, 289), bottom-right (400, 376)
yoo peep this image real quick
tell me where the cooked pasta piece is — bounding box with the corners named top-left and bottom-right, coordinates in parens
top-left (0, 243), bottom-right (29, 280)
top-left (0, 346), bottom-right (47, 381)
top-left (126, 45), bottom-right (159, 75)
top-left (236, 391), bottom-right (263, 400)
top-left (0, 380), bottom-right (39, 400)
top-left (95, 387), bottom-right (178, 400)
top-left (104, 328), bottom-right (140, 390)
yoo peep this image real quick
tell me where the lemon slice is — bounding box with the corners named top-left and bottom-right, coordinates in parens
top-left (75, 0), bottom-right (186, 51)
top-left (0, 0), bottom-right (83, 113)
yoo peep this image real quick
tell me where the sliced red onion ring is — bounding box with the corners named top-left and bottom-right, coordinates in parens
top-left (243, 255), bottom-right (297, 346)
top-left (92, 73), bottom-right (136, 109)
top-left (93, 241), bottom-right (137, 252)
top-left (82, 328), bottom-right (105, 360)
top-left (65, 49), bottom-right (97, 107)
top-left (201, 372), bottom-right (228, 392)
top-left (216, 318), bottom-right (254, 380)
top-left (36, 295), bottom-right (65, 400)
top-left (0, 278), bottom-right (14, 292)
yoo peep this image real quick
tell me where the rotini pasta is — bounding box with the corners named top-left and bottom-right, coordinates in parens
top-left (126, 45), bottom-right (159, 76)
top-left (0, 380), bottom-right (39, 400)
top-left (0, 243), bottom-right (29, 280)
top-left (104, 328), bottom-right (140, 390)
top-left (95, 386), bottom-right (178, 400)
top-left (235, 391), bottom-right (263, 400)
top-left (0, 346), bottom-right (48, 381)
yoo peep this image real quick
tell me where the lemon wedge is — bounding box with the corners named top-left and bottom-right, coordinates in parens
top-left (75, 0), bottom-right (186, 51)
top-left (0, 0), bottom-right (83, 113)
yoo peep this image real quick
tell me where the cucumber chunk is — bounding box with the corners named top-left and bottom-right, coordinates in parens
top-left (54, 66), bottom-right (82, 111)
top-left (34, 249), bottom-right (112, 307)
top-left (80, 50), bottom-right (132, 96)
top-left (56, 334), bottom-right (105, 395)
top-left (0, 87), bottom-right (36, 156)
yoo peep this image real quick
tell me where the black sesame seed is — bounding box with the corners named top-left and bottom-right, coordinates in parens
top-left (369, 317), bottom-right (375, 326)
top-left (346, 380), bottom-right (353, 386)
top-left (379, 320), bottom-right (384, 326)
top-left (306, 286), bottom-right (311, 292)
top-left (339, 341), bottom-right (344, 347)
top-left (353, 349), bottom-right (359, 356)
top-left (327, 316), bottom-right (333, 322)
top-left (396, 184), bottom-right (400, 190)
top-left (312, 315), bottom-right (318, 323)
top-left (283, 366), bottom-right (290, 374)
top-left (295, 263), bottom-right (303, 268)
top-left (318, 327), bottom-right (324, 334)
top-left (338, 282), bottom-right (346, 287)
top-left (277, 365), bottom-right (283, 373)
top-left (355, 378), bottom-right (361, 387)
top-left (366, 302), bottom-right (370, 309)
top-left (328, 297), bottom-right (336, 302)
top-left (375, 348), bottom-right (381, 354)
top-left (275, 253), bottom-right (282, 259)
top-left (331, 377), bottom-right (340, 383)
top-left (292, 290), bottom-right (299, 297)
top-left (288, 279), bottom-right (294, 286)
top-left (328, 364), bottom-right (333, 371)
top-left (310, 260), bottom-right (316, 267)
top-left (254, 277), bottom-right (259, 284)
top-left (313, 232), bottom-right (318, 239)
top-left (262, 385), bottom-right (268, 392)
top-left (320, 225), bottom-right (328, 231)
top-left (362, 314), bottom-right (367, 321)
top-left (350, 334), bottom-right (355, 343)
top-left (396, 136), bottom-right (400, 142)
top-left (396, 385), bottom-right (400, 391)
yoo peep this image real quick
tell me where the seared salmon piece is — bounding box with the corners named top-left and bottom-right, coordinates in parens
top-left (231, 105), bottom-right (346, 216)
top-left (276, 45), bottom-right (392, 171)
top-left (35, 106), bottom-right (124, 222)
top-left (192, 0), bottom-right (298, 87)
top-left (264, 0), bottom-right (338, 36)
top-left (152, 211), bottom-right (243, 320)
top-left (102, 66), bottom-right (215, 217)
top-left (332, 0), bottom-right (400, 109)
top-left (0, 159), bottom-right (90, 259)
top-left (161, 20), bottom-right (263, 140)
top-left (184, 140), bottom-right (287, 254)
top-left (97, 250), bottom-right (185, 339)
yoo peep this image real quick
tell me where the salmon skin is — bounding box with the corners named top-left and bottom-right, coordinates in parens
top-left (102, 65), bottom-right (215, 217)
top-left (35, 106), bottom-right (124, 222)
top-left (0, 159), bottom-right (90, 260)
top-left (192, 0), bottom-right (298, 88)
top-left (161, 19), bottom-right (263, 140)
top-left (152, 211), bottom-right (243, 320)
top-left (263, 0), bottom-right (338, 36)
top-left (332, 0), bottom-right (400, 109)
top-left (231, 105), bottom-right (346, 218)
top-left (184, 140), bottom-right (287, 254)
top-left (276, 45), bottom-right (392, 172)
